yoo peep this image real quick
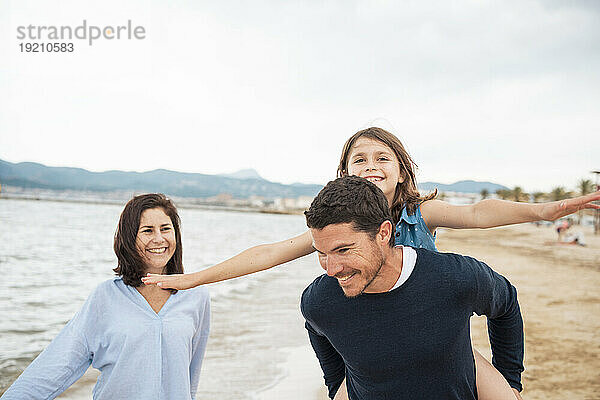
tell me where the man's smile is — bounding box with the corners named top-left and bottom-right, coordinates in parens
top-left (336, 271), bottom-right (358, 285)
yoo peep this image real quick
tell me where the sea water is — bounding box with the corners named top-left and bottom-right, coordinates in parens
top-left (0, 198), bottom-right (323, 398)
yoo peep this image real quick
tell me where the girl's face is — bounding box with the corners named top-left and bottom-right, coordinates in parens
top-left (346, 137), bottom-right (403, 204)
top-left (135, 207), bottom-right (177, 274)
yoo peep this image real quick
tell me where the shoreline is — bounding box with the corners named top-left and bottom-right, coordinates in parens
top-left (253, 346), bottom-right (328, 400)
top-left (0, 193), bottom-right (305, 215)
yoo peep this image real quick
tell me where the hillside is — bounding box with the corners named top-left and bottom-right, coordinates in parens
top-left (0, 159), bottom-right (509, 198)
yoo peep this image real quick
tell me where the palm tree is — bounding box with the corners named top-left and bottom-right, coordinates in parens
top-left (512, 186), bottom-right (528, 202)
top-left (575, 179), bottom-right (595, 224)
top-left (578, 179), bottom-right (594, 196)
top-left (532, 192), bottom-right (546, 203)
top-left (480, 189), bottom-right (489, 199)
top-left (548, 186), bottom-right (571, 201)
top-left (495, 189), bottom-right (511, 200)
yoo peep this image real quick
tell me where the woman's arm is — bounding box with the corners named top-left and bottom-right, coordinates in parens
top-left (420, 191), bottom-right (600, 232)
top-left (189, 291), bottom-right (211, 399)
top-left (1, 318), bottom-right (92, 399)
top-left (142, 230), bottom-right (315, 290)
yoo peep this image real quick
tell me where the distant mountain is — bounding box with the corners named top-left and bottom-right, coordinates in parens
top-left (0, 159), bottom-right (322, 199)
top-left (418, 180), bottom-right (509, 194)
top-left (0, 159), bottom-right (510, 198)
top-left (218, 169), bottom-right (264, 180)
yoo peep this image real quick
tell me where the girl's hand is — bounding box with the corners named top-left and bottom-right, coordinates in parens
top-left (142, 273), bottom-right (198, 290)
top-left (538, 191), bottom-right (600, 221)
top-left (512, 388), bottom-right (524, 400)
top-left (333, 378), bottom-right (348, 400)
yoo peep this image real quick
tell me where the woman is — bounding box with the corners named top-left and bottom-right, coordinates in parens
top-left (2, 194), bottom-right (210, 400)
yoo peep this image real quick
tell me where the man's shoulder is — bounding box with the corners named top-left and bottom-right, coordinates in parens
top-left (412, 248), bottom-right (492, 288)
top-left (302, 274), bottom-right (337, 299)
top-left (301, 274), bottom-right (340, 314)
top-left (413, 247), bottom-right (458, 262)
top-left (414, 248), bottom-right (483, 270)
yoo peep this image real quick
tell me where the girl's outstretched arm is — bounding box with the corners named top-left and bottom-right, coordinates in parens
top-left (420, 191), bottom-right (600, 232)
top-left (142, 230), bottom-right (314, 290)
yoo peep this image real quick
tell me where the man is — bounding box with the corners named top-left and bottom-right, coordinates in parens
top-left (301, 176), bottom-right (524, 399)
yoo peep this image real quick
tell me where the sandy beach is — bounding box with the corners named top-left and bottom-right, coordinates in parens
top-left (438, 223), bottom-right (600, 400)
top-left (258, 223), bottom-right (600, 399)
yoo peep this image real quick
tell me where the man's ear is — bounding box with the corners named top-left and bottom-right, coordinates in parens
top-left (377, 220), bottom-right (393, 245)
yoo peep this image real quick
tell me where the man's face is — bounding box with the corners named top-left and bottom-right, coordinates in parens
top-left (311, 223), bottom-right (386, 298)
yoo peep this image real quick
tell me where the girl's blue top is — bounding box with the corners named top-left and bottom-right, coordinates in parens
top-left (2, 277), bottom-right (210, 400)
top-left (394, 205), bottom-right (437, 251)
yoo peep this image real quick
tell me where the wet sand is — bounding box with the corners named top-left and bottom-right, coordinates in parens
top-left (256, 346), bottom-right (328, 400)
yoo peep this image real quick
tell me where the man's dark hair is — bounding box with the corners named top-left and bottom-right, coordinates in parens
top-left (113, 193), bottom-right (183, 290)
top-left (305, 175), bottom-right (395, 247)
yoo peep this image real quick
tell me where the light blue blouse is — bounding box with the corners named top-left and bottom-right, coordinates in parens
top-left (2, 277), bottom-right (210, 400)
top-left (394, 205), bottom-right (437, 251)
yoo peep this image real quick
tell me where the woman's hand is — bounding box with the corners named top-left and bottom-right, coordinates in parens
top-left (538, 191), bottom-right (600, 221)
top-left (142, 273), bottom-right (198, 290)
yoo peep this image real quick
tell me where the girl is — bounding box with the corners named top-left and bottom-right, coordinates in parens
top-left (2, 194), bottom-right (210, 400)
top-left (143, 127), bottom-right (600, 399)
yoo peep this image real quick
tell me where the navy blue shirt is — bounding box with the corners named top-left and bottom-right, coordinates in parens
top-left (301, 248), bottom-right (524, 400)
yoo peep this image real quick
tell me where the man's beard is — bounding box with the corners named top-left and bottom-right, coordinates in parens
top-left (343, 246), bottom-right (386, 298)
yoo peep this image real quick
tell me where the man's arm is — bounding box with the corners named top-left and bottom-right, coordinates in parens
top-left (465, 256), bottom-right (525, 393)
top-left (305, 321), bottom-right (346, 399)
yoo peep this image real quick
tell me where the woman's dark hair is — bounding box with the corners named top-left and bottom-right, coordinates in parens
top-left (113, 193), bottom-right (183, 289)
top-left (337, 127), bottom-right (437, 223)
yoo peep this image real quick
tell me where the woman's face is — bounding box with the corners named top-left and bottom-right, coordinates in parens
top-left (135, 207), bottom-right (177, 274)
top-left (346, 137), bottom-right (403, 204)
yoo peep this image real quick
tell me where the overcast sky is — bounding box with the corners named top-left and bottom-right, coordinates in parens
top-left (1, 0), bottom-right (599, 192)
